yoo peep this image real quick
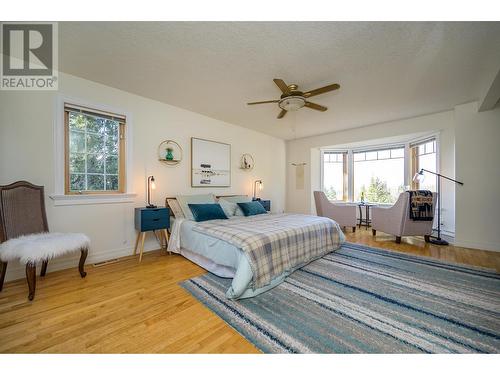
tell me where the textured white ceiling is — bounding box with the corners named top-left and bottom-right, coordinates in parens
top-left (59, 22), bottom-right (500, 140)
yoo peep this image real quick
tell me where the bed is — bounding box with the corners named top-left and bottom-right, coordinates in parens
top-left (167, 196), bottom-right (345, 299)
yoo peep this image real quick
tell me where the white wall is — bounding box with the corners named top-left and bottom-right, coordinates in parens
top-left (286, 110), bottom-right (456, 235)
top-left (454, 102), bottom-right (500, 251)
top-left (0, 73), bottom-right (286, 281)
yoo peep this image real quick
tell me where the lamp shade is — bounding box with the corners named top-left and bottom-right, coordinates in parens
top-left (147, 175), bottom-right (157, 208)
top-left (253, 179), bottom-right (263, 198)
top-left (278, 96), bottom-right (306, 111)
top-left (413, 170), bottom-right (425, 183)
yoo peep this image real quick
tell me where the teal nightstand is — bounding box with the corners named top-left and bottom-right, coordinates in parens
top-left (134, 207), bottom-right (170, 262)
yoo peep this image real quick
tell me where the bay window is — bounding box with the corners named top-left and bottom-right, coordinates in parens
top-left (321, 136), bottom-right (438, 204)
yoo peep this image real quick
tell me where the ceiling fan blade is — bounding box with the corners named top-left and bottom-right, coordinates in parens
top-left (277, 109), bottom-right (287, 119)
top-left (247, 100), bottom-right (279, 105)
top-left (303, 83), bottom-right (340, 98)
top-left (305, 102), bottom-right (328, 111)
top-left (273, 79), bottom-right (290, 94)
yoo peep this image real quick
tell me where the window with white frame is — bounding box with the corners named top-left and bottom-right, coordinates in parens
top-left (64, 103), bottom-right (126, 194)
top-left (411, 138), bottom-right (437, 192)
top-left (353, 147), bottom-right (405, 203)
top-left (322, 151), bottom-right (347, 201)
top-left (321, 136), bottom-right (439, 204)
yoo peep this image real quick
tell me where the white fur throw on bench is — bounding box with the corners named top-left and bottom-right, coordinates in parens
top-left (0, 232), bottom-right (90, 264)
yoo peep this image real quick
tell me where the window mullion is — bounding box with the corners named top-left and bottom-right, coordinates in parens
top-left (404, 143), bottom-right (410, 189)
top-left (342, 153), bottom-right (348, 201)
top-left (320, 150), bottom-right (324, 194)
top-left (84, 119), bottom-right (88, 191)
top-left (119, 123), bottom-right (126, 193)
top-left (103, 128), bottom-right (107, 191)
top-left (348, 150), bottom-right (354, 202)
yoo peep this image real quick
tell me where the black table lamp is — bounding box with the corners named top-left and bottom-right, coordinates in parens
top-left (413, 168), bottom-right (463, 245)
top-left (146, 175), bottom-right (157, 208)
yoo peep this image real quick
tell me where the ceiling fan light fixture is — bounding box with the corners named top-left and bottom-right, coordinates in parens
top-left (278, 96), bottom-right (306, 111)
top-left (247, 79), bottom-right (339, 118)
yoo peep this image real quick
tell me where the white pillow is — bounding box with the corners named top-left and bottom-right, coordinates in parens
top-left (176, 194), bottom-right (216, 220)
top-left (218, 199), bottom-right (237, 217)
top-left (167, 199), bottom-right (185, 219)
top-left (219, 196), bottom-right (252, 216)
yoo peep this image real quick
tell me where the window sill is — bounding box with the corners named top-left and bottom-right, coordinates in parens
top-left (49, 193), bottom-right (137, 206)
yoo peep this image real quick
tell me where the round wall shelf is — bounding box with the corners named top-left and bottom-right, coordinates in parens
top-left (158, 140), bottom-right (183, 166)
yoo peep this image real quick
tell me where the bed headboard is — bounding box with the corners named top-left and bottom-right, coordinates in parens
top-left (164, 195), bottom-right (249, 214)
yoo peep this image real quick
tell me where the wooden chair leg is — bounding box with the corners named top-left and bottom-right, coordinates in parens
top-left (372, 229), bottom-right (376, 236)
top-left (79, 248), bottom-right (88, 278)
top-left (424, 235), bottom-right (430, 243)
top-left (0, 261), bottom-right (7, 292)
top-left (40, 260), bottom-right (48, 277)
top-left (26, 262), bottom-right (36, 301)
top-left (352, 226), bottom-right (356, 233)
top-left (396, 236), bottom-right (402, 244)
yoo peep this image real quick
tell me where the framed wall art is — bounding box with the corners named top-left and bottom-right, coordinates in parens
top-left (191, 137), bottom-right (231, 187)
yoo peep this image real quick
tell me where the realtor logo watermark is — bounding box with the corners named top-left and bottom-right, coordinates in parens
top-left (1, 22), bottom-right (58, 90)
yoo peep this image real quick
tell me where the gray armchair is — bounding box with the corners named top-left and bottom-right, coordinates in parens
top-left (371, 191), bottom-right (437, 243)
top-left (314, 191), bottom-right (357, 232)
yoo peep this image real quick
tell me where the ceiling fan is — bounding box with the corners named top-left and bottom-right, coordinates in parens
top-left (247, 78), bottom-right (340, 119)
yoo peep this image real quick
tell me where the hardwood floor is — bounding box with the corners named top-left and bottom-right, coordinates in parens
top-left (0, 229), bottom-right (498, 353)
top-left (345, 229), bottom-right (500, 272)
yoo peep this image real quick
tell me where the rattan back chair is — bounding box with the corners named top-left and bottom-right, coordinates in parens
top-left (0, 181), bottom-right (49, 242)
top-left (0, 181), bottom-right (88, 300)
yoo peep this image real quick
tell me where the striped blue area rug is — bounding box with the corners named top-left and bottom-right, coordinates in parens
top-left (181, 242), bottom-right (500, 353)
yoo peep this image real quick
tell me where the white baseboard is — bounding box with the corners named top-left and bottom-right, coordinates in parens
top-left (3, 242), bottom-right (160, 283)
top-left (453, 239), bottom-right (500, 252)
top-left (440, 231), bottom-right (455, 244)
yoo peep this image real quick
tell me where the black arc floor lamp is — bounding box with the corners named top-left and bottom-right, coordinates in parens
top-left (413, 168), bottom-right (463, 246)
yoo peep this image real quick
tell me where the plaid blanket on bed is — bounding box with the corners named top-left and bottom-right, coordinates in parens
top-left (192, 213), bottom-right (342, 289)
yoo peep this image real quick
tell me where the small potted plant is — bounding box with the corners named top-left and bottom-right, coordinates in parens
top-left (165, 147), bottom-right (174, 161)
